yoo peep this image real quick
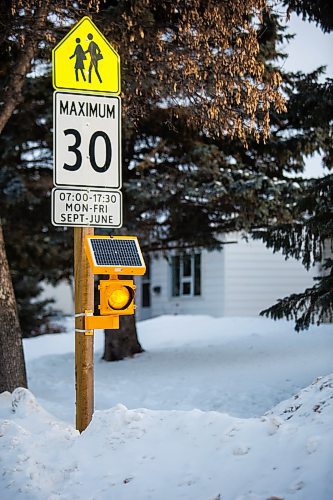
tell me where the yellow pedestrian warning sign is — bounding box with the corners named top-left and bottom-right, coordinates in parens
top-left (52, 17), bottom-right (121, 95)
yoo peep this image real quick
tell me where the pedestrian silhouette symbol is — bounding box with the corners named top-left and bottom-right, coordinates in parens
top-left (85, 33), bottom-right (103, 84)
top-left (69, 38), bottom-right (87, 82)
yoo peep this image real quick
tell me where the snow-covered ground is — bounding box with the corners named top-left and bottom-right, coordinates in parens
top-left (1, 315), bottom-right (333, 499)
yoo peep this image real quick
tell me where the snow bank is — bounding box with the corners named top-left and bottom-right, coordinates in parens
top-left (0, 375), bottom-right (332, 500)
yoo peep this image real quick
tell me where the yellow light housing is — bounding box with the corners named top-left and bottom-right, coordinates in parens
top-left (107, 286), bottom-right (133, 310)
top-left (99, 279), bottom-right (136, 316)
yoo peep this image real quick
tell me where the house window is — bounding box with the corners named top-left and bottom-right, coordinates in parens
top-left (171, 253), bottom-right (201, 297)
top-left (141, 255), bottom-right (151, 307)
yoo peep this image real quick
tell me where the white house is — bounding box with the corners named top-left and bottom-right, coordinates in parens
top-left (134, 233), bottom-right (319, 321)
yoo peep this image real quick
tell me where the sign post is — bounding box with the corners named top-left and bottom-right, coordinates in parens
top-left (52, 16), bottom-right (122, 432)
top-left (74, 227), bottom-right (94, 432)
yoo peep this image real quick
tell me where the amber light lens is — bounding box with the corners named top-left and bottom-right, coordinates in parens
top-left (107, 286), bottom-right (132, 310)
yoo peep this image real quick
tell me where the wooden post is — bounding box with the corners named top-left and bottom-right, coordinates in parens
top-left (74, 226), bottom-right (94, 432)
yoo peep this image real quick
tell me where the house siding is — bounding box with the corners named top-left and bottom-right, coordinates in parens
top-left (135, 250), bottom-right (225, 320)
top-left (222, 233), bottom-right (318, 316)
top-left (135, 233), bottom-right (318, 321)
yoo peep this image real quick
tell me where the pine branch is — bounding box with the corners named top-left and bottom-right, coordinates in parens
top-left (252, 174), bottom-right (333, 269)
top-left (260, 259), bottom-right (333, 331)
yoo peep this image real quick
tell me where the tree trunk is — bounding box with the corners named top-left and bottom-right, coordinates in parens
top-left (103, 315), bottom-right (144, 361)
top-left (0, 4), bottom-right (49, 134)
top-left (0, 225), bottom-right (27, 392)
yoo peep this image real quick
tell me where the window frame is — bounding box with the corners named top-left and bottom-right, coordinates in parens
top-left (141, 255), bottom-right (151, 308)
top-left (171, 253), bottom-right (201, 298)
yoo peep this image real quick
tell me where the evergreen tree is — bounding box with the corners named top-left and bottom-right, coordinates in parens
top-left (283, 0), bottom-right (333, 32)
top-left (252, 3), bottom-right (333, 330)
top-left (254, 171), bottom-right (333, 330)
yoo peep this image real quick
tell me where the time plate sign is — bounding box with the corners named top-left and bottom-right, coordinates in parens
top-left (52, 188), bottom-right (122, 227)
top-left (54, 92), bottom-right (121, 189)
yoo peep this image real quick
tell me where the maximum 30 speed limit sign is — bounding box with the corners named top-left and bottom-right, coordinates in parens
top-left (53, 92), bottom-right (121, 189)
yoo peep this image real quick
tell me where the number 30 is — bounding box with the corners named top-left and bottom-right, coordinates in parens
top-left (63, 129), bottom-right (112, 173)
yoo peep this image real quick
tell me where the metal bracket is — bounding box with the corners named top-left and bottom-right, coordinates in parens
top-left (84, 309), bottom-right (120, 330)
top-left (75, 310), bottom-right (120, 332)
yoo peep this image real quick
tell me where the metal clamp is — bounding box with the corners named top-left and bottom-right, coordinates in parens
top-left (75, 311), bottom-right (93, 318)
top-left (75, 309), bottom-right (120, 331)
top-left (75, 328), bottom-right (94, 336)
top-left (75, 310), bottom-right (94, 335)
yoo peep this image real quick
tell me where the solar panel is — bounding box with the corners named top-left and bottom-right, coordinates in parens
top-left (85, 236), bottom-right (146, 275)
top-left (91, 238), bottom-right (142, 267)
